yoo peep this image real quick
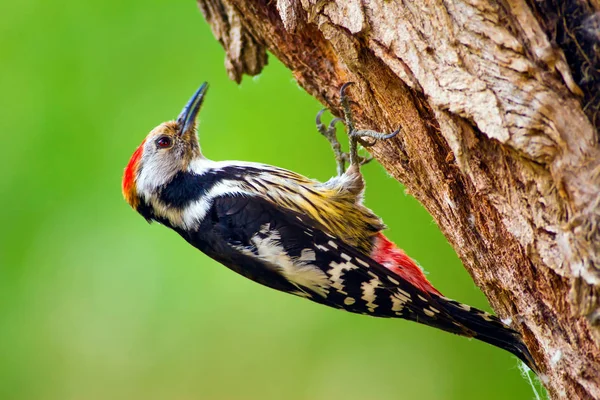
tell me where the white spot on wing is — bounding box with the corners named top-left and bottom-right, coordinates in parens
top-left (327, 240), bottom-right (338, 249)
top-left (340, 253), bottom-right (352, 261)
top-left (327, 261), bottom-right (358, 295)
top-left (387, 276), bottom-right (400, 285)
top-left (391, 292), bottom-right (409, 314)
top-left (355, 258), bottom-right (370, 268)
top-left (299, 249), bottom-right (316, 262)
top-left (361, 277), bottom-right (381, 312)
top-left (367, 270), bottom-right (379, 279)
top-left (344, 297), bottom-right (356, 306)
top-left (236, 225), bottom-right (330, 297)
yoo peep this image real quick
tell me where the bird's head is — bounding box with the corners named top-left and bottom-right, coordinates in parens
top-left (122, 82), bottom-right (208, 210)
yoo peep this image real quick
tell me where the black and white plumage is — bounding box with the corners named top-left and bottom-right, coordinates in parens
top-left (123, 83), bottom-right (538, 373)
top-left (134, 165), bottom-right (535, 371)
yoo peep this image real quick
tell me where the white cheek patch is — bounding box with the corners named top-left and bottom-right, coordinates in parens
top-left (137, 149), bottom-right (182, 198)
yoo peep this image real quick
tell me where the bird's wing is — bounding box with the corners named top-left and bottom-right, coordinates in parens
top-left (187, 193), bottom-right (536, 371)
top-left (194, 194), bottom-right (465, 323)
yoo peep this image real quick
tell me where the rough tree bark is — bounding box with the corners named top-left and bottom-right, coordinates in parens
top-left (196, 0), bottom-right (600, 398)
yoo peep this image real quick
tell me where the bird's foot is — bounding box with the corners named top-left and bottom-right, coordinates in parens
top-left (316, 82), bottom-right (400, 176)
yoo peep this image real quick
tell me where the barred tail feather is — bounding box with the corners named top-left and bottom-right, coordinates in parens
top-left (371, 234), bottom-right (537, 372)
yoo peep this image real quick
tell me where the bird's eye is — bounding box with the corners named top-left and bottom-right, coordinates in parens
top-left (156, 136), bottom-right (172, 148)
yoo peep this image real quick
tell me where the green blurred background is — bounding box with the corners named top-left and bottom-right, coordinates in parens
top-left (0, 1), bottom-right (535, 399)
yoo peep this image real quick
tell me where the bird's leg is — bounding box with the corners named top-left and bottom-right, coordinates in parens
top-left (316, 83), bottom-right (400, 176)
top-left (316, 110), bottom-right (347, 176)
top-left (339, 82), bottom-right (401, 171)
top-left (315, 106), bottom-right (376, 176)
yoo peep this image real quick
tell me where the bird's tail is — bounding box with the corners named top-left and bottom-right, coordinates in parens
top-left (370, 234), bottom-right (537, 373)
top-left (409, 294), bottom-right (539, 374)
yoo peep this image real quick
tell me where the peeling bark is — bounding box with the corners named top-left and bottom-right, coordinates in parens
top-left (196, 0), bottom-right (600, 398)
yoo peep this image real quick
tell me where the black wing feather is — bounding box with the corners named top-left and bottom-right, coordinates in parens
top-left (179, 194), bottom-right (537, 372)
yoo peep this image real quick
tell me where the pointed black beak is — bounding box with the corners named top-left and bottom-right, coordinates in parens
top-left (177, 82), bottom-right (208, 136)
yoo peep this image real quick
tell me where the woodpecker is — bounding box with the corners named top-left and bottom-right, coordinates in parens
top-left (122, 82), bottom-right (538, 373)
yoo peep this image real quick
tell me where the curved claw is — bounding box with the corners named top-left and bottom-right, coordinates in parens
top-left (316, 109), bottom-right (327, 127)
top-left (328, 117), bottom-right (343, 130)
top-left (340, 82), bottom-right (356, 98)
top-left (360, 156), bottom-right (374, 165)
top-left (380, 127), bottom-right (401, 140)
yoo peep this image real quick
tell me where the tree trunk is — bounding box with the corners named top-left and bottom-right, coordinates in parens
top-left (196, 0), bottom-right (600, 398)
